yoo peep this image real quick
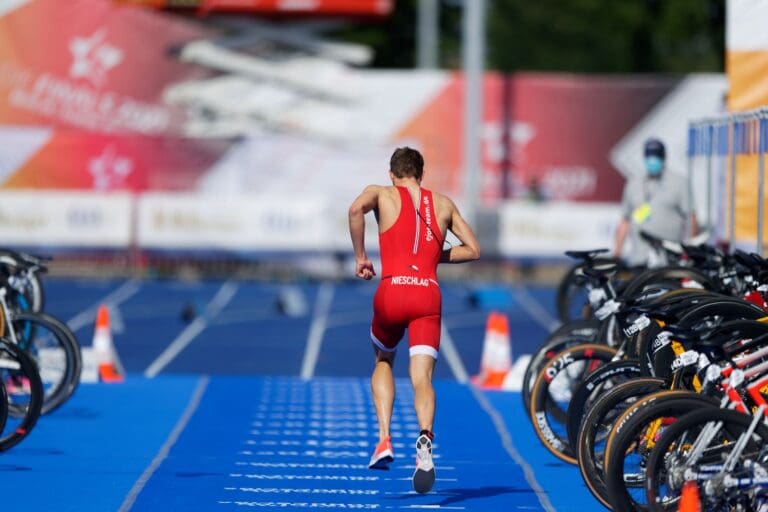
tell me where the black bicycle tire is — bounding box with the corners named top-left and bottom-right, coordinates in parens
top-left (675, 298), bottom-right (766, 329)
top-left (645, 407), bottom-right (768, 512)
top-left (638, 309), bottom-right (768, 379)
top-left (521, 328), bottom-right (596, 418)
top-left (555, 258), bottom-right (637, 323)
top-left (27, 271), bottom-right (44, 313)
top-left (603, 391), bottom-right (720, 512)
top-left (576, 377), bottom-right (667, 510)
top-left (555, 261), bottom-right (588, 323)
top-left (619, 267), bottom-right (717, 301)
top-left (529, 343), bottom-right (617, 464)
top-left (555, 260), bottom-right (615, 322)
top-left (548, 318), bottom-right (601, 341)
top-left (0, 378), bottom-right (7, 435)
top-left (565, 359), bottom-right (642, 451)
top-left (13, 312), bottom-right (82, 414)
top-left (0, 337), bottom-right (43, 451)
top-left (620, 288), bottom-right (720, 360)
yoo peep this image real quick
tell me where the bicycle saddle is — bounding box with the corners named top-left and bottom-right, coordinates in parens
top-left (0, 249), bottom-right (50, 271)
top-left (581, 262), bottom-right (618, 281)
top-left (640, 231), bottom-right (683, 255)
top-left (564, 249), bottom-right (610, 261)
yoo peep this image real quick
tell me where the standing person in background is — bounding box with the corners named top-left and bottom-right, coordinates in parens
top-left (347, 147), bottom-right (480, 494)
top-left (614, 137), bottom-right (699, 265)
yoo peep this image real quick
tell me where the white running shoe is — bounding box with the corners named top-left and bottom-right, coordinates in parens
top-left (412, 434), bottom-right (435, 494)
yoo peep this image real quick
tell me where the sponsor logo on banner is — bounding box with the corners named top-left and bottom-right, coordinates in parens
top-left (151, 210), bottom-right (239, 234)
top-left (0, 0), bottom-right (220, 134)
top-left (0, 191), bottom-right (132, 247)
top-left (138, 194), bottom-right (329, 251)
top-left (67, 207), bottom-right (104, 228)
top-left (0, 208), bottom-right (45, 229)
top-left (6, 63), bottom-right (170, 133)
top-left (482, 121), bottom-right (536, 166)
top-left (88, 145), bottom-right (134, 191)
top-left (541, 167), bottom-right (597, 199)
top-left (69, 29), bottom-right (123, 88)
top-left (263, 212), bottom-right (304, 233)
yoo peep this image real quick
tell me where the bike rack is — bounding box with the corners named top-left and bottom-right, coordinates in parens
top-left (688, 107), bottom-right (768, 255)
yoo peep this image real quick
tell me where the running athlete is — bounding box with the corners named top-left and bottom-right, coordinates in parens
top-left (348, 147), bottom-right (480, 494)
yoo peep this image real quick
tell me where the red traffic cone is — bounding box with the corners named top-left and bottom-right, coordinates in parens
top-left (472, 312), bottom-right (512, 389)
top-left (678, 480), bottom-right (701, 512)
top-left (93, 305), bottom-right (124, 383)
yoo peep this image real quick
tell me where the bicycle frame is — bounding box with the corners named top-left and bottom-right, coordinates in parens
top-left (0, 288), bottom-right (19, 346)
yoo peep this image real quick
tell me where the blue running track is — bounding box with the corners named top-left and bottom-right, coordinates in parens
top-left (0, 277), bottom-right (597, 511)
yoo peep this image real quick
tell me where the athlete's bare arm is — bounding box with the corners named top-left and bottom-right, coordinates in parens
top-left (348, 185), bottom-right (383, 280)
top-left (437, 196), bottom-right (480, 263)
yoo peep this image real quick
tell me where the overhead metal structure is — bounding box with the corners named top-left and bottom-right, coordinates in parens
top-left (417, 0), bottom-right (439, 69)
top-left (462, 0), bottom-right (485, 224)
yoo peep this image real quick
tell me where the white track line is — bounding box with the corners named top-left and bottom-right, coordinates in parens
top-left (66, 279), bottom-right (141, 332)
top-left (144, 281), bottom-right (238, 378)
top-left (440, 322), bottom-right (469, 384)
top-left (470, 386), bottom-right (556, 512)
top-left (510, 285), bottom-right (560, 332)
top-left (118, 375), bottom-right (209, 512)
top-left (300, 282), bottom-right (335, 380)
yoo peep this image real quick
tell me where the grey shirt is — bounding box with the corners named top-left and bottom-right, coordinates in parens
top-left (620, 171), bottom-right (693, 265)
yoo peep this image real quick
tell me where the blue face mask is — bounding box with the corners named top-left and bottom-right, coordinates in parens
top-left (645, 156), bottom-right (664, 176)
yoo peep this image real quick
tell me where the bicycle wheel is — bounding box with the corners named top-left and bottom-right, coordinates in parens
top-left (11, 311), bottom-right (81, 414)
top-left (0, 253), bottom-right (45, 313)
top-left (576, 378), bottom-right (667, 510)
top-left (548, 318), bottom-right (601, 341)
top-left (555, 260), bottom-right (617, 322)
top-left (645, 407), bottom-right (768, 512)
top-left (603, 391), bottom-right (720, 512)
top-left (529, 343), bottom-right (617, 464)
top-left (26, 270), bottom-right (44, 313)
top-left (619, 267), bottom-right (717, 300)
top-left (674, 299), bottom-right (766, 330)
top-left (623, 289), bottom-right (716, 363)
top-left (556, 258), bottom-right (635, 323)
top-left (0, 337), bottom-right (43, 450)
top-left (641, 319), bottom-right (768, 382)
top-left (0, 378), bottom-right (7, 435)
top-left (521, 319), bottom-right (599, 417)
top-left (565, 359), bottom-right (642, 451)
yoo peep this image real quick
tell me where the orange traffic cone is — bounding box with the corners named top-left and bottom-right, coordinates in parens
top-left (93, 305), bottom-right (124, 383)
top-left (472, 311), bottom-right (512, 389)
top-left (678, 480), bottom-right (701, 512)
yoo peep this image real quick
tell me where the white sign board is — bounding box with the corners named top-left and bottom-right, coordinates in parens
top-left (0, 190), bottom-right (132, 247)
top-left (137, 193), bottom-right (333, 251)
top-left (498, 201), bottom-right (620, 257)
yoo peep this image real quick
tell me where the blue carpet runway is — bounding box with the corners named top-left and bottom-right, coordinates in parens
top-left (0, 278), bottom-right (597, 511)
top-left (130, 378), bottom-right (544, 511)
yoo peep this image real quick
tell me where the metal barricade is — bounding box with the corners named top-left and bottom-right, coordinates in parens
top-left (687, 107), bottom-right (768, 254)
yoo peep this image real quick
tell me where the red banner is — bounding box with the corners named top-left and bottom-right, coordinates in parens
top-left (0, 0), bottom-right (212, 135)
top-left (3, 130), bottom-right (230, 192)
top-left (0, 0), bottom-right (230, 192)
top-left (200, 0), bottom-right (393, 15)
top-left (398, 73), bottom-right (675, 203)
top-left (509, 74), bottom-right (675, 202)
top-left (116, 0), bottom-right (394, 16)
